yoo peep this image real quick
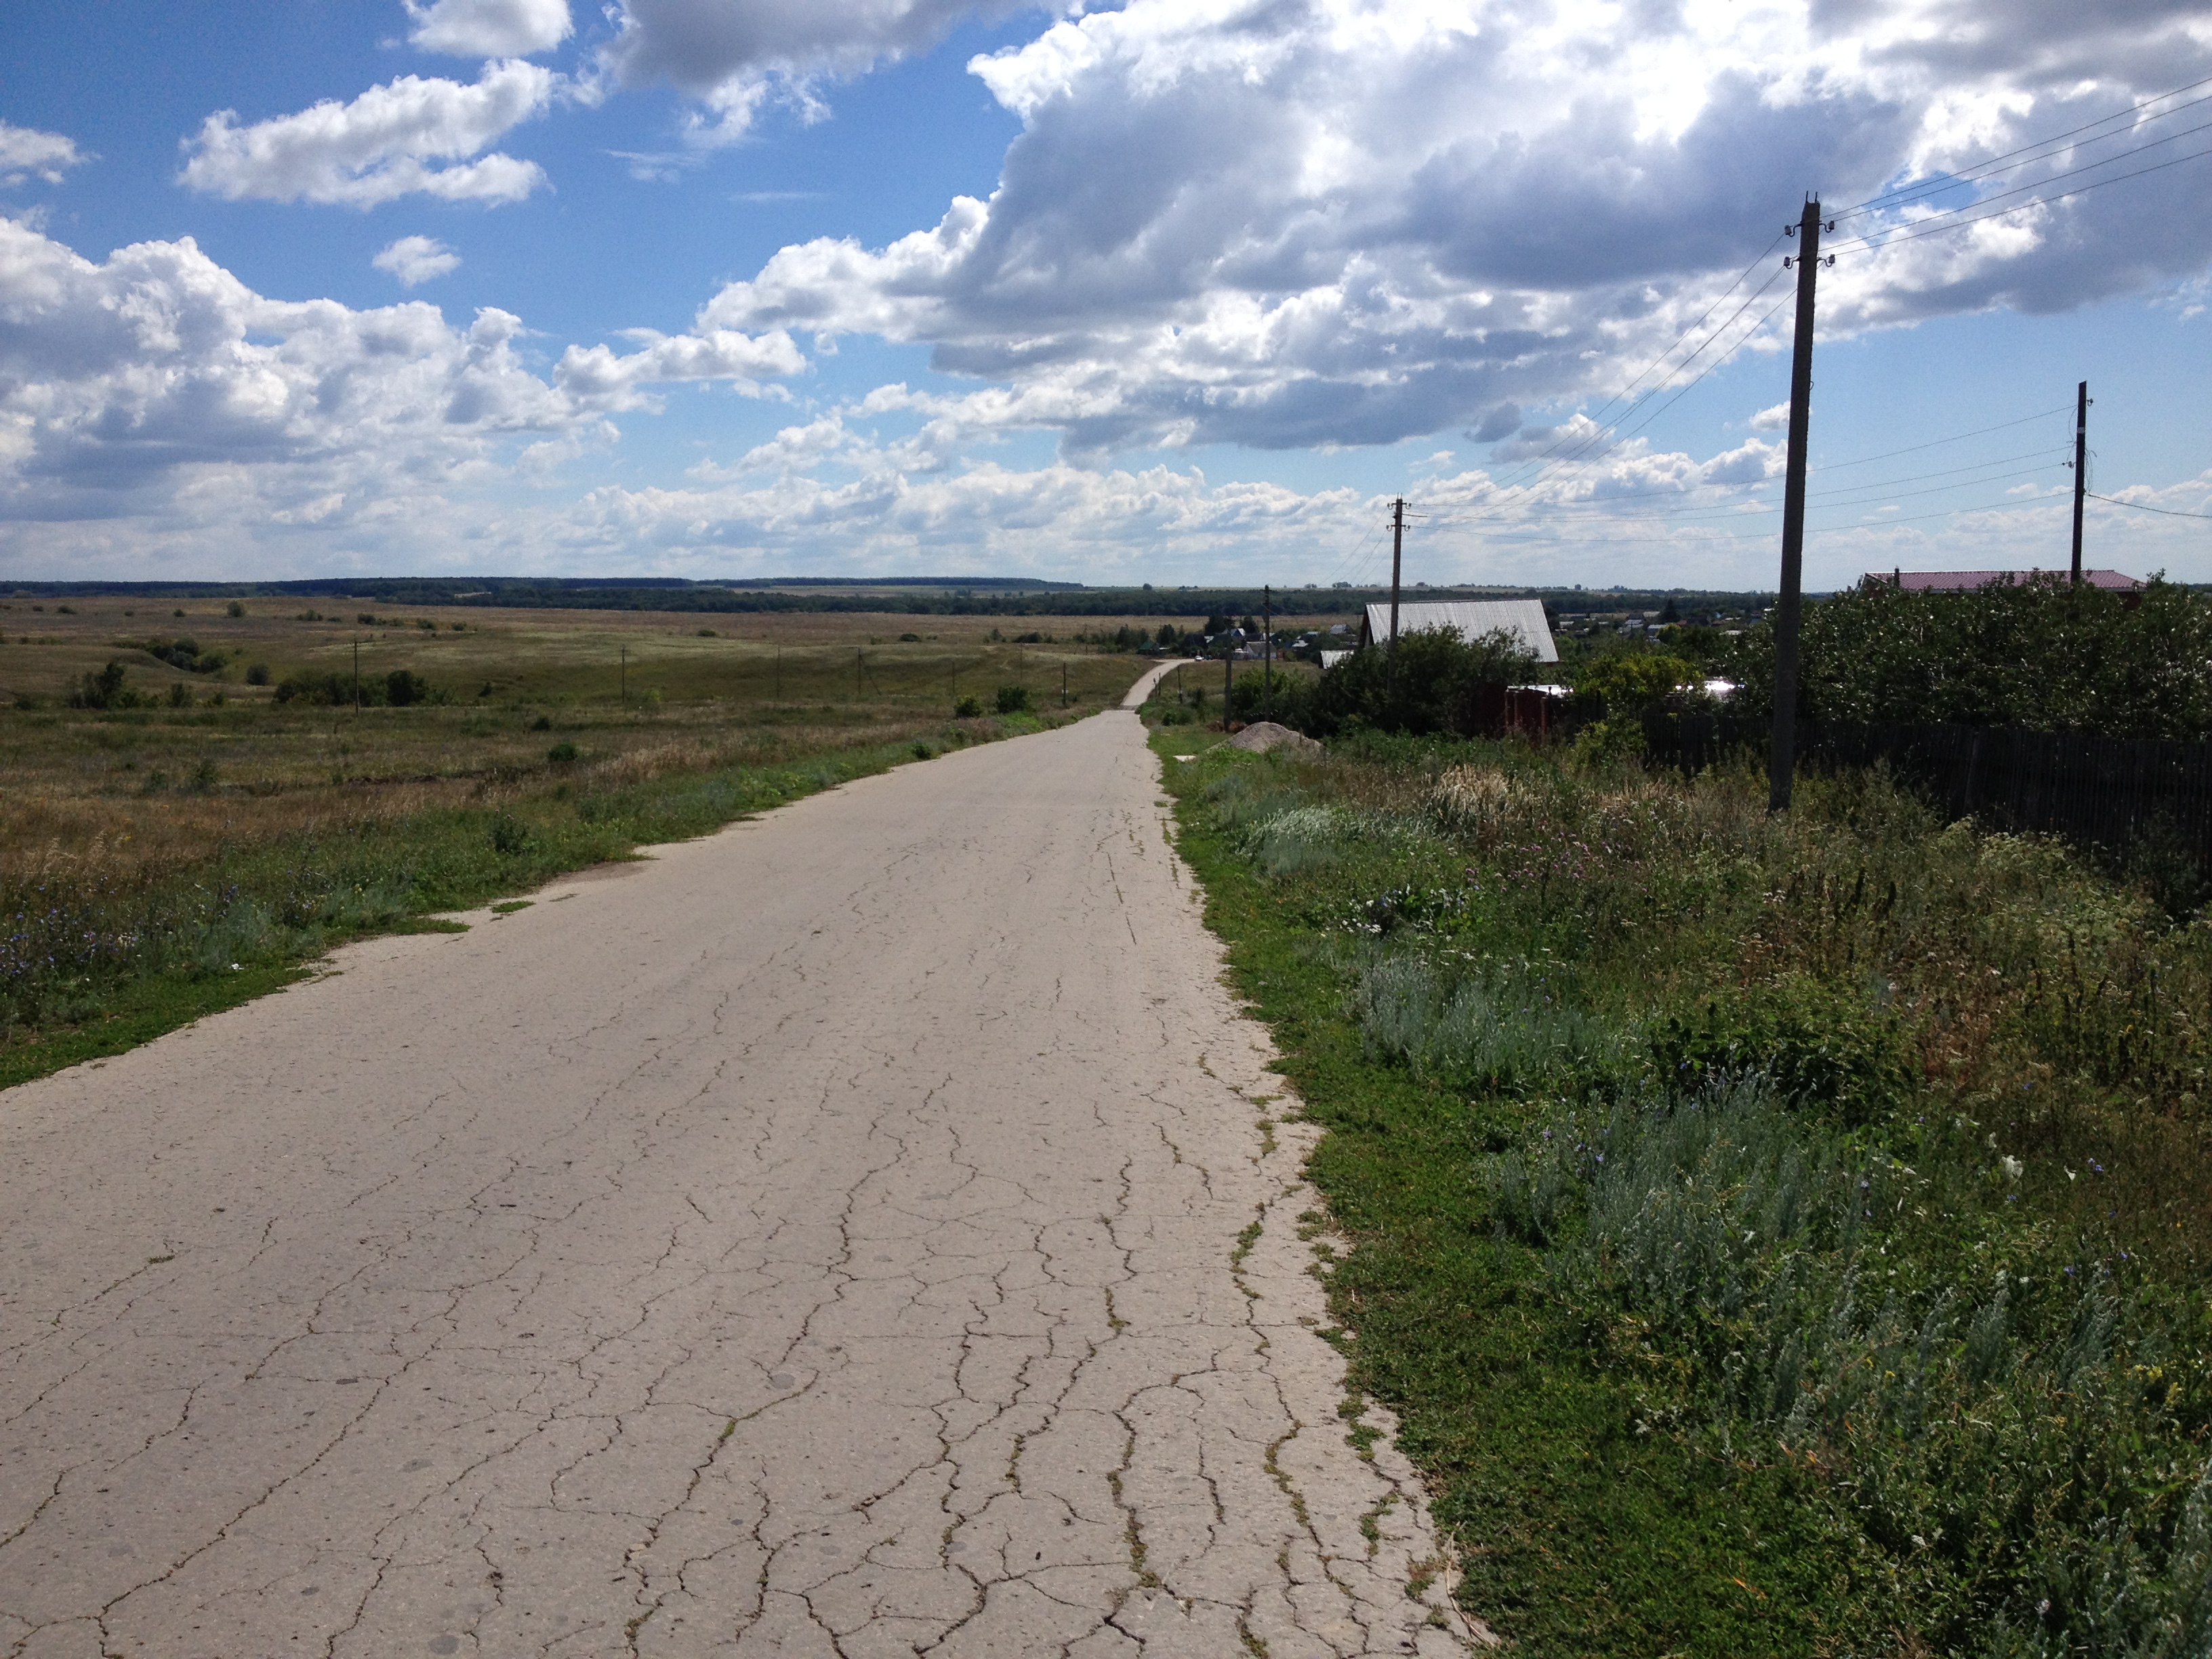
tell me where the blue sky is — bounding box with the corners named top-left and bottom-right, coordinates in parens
top-left (1, 0), bottom-right (2209, 590)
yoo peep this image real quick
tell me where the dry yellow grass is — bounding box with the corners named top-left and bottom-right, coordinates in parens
top-left (0, 603), bottom-right (1160, 889)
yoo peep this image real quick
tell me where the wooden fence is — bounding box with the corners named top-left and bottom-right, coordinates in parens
top-left (1643, 712), bottom-right (2212, 871)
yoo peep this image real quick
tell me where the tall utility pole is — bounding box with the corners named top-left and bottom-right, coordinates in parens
top-left (1263, 583), bottom-right (1273, 721)
top-left (352, 637), bottom-right (361, 714)
top-left (1769, 197), bottom-right (1830, 814)
top-left (2070, 380), bottom-right (2090, 585)
top-left (1388, 499), bottom-right (1405, 649)
top-left (620, 644), bottom-right (628, 703)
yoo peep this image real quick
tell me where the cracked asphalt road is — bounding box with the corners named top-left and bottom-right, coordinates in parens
top-left (1, 680), bottom-right (1484, 1658)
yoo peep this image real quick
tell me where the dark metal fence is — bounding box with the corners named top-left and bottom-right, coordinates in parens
top-left (1643, 711), bottom-right (2212, 871)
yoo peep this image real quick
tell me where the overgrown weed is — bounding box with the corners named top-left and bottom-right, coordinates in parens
top-left (1162, 729), bottom-right (2212, 1656)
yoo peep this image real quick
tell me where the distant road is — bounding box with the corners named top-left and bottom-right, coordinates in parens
top-left (0, 679), bottom-right (1475, 1657)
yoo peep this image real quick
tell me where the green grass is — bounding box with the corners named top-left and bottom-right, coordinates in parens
top-left (0, 962), bottom-right (310, 1093)
top-left (1154, 727), bottom-right (2212, 1658)
top-left (0, 712), bottom-right (1082, 1091)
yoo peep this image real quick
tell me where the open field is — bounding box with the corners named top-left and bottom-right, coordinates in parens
top-left (0, 602), bottom-right (1166, 1086)
top-left (1156, 722), bottom-right (2212, 1656)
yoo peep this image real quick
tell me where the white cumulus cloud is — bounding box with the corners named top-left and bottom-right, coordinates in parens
top-left (692, 0), bottom-right (2212, 457)
top-left (0, 218), bottom-right (804, 526)
top-left (553, 328), bottom-right (807, 407)
top-left (599, 0), bottom-right (1044, 142)
top-left (0, 122), bottom-right (89, 186)
top-left (407, 0), bottom-right (574, 57)
top-left (179, 60), bottom-right (557, 207)
top-left (373, 235), bottom-right (463, 286)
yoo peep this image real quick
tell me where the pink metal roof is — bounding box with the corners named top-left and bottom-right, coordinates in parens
top-left (1864, 569), bottom-right (2144, 593)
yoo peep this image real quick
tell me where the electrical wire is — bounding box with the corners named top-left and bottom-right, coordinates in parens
top-left (1811, 406), bottom-right (2073, 470)
top-left (1836, 75), bottom-right (2212, 222)
top-left (1465, 95), bottom-right (2200, 521)
top-left (2087, 492), bottom-right (2212, 521)
top-left (1418, 279), bottom-right (1795, 533)
top-left (1830, 136), bottom-right (2212, 257)
top-left (1476, 493), bottom-right (2072, 551)
top-left (1430, 455), bottom-right (2065, 533)
top-left (1839, 111), bottom-right (2212, 239)
top-left (1465, 237), bottom-right (1792, 506)
top-left (1406, 416), bottom-right (2074, 529)
top-left (1367, 84), bottom-right (2212, 567)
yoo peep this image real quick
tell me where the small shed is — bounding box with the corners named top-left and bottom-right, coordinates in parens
top-left (1358, 599), bottom-right (1559, 663)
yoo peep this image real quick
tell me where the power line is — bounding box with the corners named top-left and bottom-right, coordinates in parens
top-left (2087, 491), bottom-right (2212, 521)
top-left (1467, 239), bottom-right (1791, 508)
top-left (1410, 417), bottom-right (2075, 527)
top-left (1831, 135), bottom-right (2212, 257)
top-left (1837, 75), bottom-right (2212, 222)
top-left (1473, 492), bottom-right (2072, 551)
top-left (1423, 279), bottom-right (1795, 534)
top-left (1812, 406), bottom-right (2073, 470)
top-left (1517, 268), bottom-right (1793, 480)
top-left (1429, 455), bottom-right (2066, 533)
top-left (1847, 111), bottom-right (2212, 237)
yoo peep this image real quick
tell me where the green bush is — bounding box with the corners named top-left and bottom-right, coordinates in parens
top-left (384, 668), bottom-right (430, 706)
top-left (140, 636), bottom-right (226, 675)
top-left (954, 695), bottom-right (983, 718)
top-left (1305, 626), bottom-right (1538, 738)
top-left (1167, 739), bottom-right (2212, 1654)
top-left (244, 663), bottom-right (270, 687)
top-left (1571, 650), bottom-right (1700, 722)
top-left (1732, 576), bottom-right (2212, 737)
top-left (546, 740), bottom-right (579, 764)
top-left (1228, 668), bottom-right (1315, 730)
top-left (1647, 975), bottom-right (1917, 1127)
top-left (65, 661), bottom-right (144, 710)
top-left (994, 684), bottom-right (1031, 714)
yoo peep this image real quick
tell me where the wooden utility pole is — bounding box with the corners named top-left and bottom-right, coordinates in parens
top-left (1388, 500), bottom-right (1405, 649)
top-left (352, 637), bottom-right (361, 714)
top-left (1769, 197), bottom-right (1828, 813)
top-left (620, 644), bottom-right (628, 703)
top-left (1263, 583), bottom-right (1273, 720)
top-left (2070, 380), bottom-right (2090, 585)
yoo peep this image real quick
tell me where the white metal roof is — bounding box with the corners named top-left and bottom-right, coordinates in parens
top-left (1359, 600), bottom-right (1558, 663)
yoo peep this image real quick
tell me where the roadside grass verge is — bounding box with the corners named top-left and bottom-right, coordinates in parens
top-left (1153, 727), bottom-right (2212, 1657)
top-left (0, 710), bottom-right (1069, 1090)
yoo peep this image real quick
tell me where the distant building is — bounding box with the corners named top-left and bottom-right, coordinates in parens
top-left (1357, 599), bottom-right (1559, 663)
top-left (1864, 568), bottom-right (2144, 593)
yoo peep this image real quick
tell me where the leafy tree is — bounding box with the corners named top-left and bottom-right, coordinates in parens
top-left (1229, 668), bottom-right (1314, 730)
top-left (66, 660), bottom-right (138, 710)
top-left (1572, 651), bottom-right (1701, 722)
top-left (1304, 626), bottom-right (1538, 737)
top-left (1734, 576), bottom-right (2212, 738)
